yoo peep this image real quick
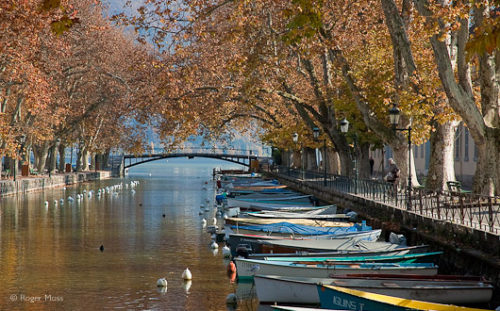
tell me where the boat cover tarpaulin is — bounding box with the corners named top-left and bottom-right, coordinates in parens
top-left (229, 222), bottom-right (369, 235)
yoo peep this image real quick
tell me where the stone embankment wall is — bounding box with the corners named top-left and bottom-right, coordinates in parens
top-left (0, 171), bottom-right (111, 197)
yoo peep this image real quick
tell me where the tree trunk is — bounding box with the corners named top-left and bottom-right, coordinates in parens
top-left (48, 141), bottom-right (59, 175)
top-left (292, 150), bottom-right (301, 169)
top-left (76, 148), bottom-right (83, 172)
top-left (34, 142), bottom-right (50, 174)
top-left (281, 150), bottom-right (290, 167)
top-left (474, 128), bottom-right (500, 196)
top-left (337, 149), bottom-right (351, 177)
top-left (426, 121), bottom-right (459, 192)
top-left (58, 144), bottom-right (66, 172)
top-left (358, 142), bottom-right (371, 179)
top-left (102, 148), bottom-right (111, 169)
top-left (305, 148), bottom-right (317, 171)
top-left (326, 149), bottom-right (340, 175)
top-left (82, 149), bottom-right (90, 171)
top-left (91, 152), bottom-right (96, 171)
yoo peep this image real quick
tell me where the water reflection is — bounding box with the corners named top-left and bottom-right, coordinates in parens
top-left (0, 160), bottom-right (258, 310)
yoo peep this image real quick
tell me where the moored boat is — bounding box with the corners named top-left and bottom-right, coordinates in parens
top-left (316, 284), bottom-right (492, 311)
top-left (235, 258), bottom-right (438, 279)
top-left (258, 237), bottom-right (409, 254)
top-left (248, 244), bottom-right (429, 259)
top-left (225, 217), bottom-right (355, 228)
top-left (225, 229), bottom-right (383, 257)
top-left (254, 274), bottom-right (493, 305)
top-left (232, 184), bottom-right (288, 191)
top-left (246, 205), bottom-right (338, 216)
top-left (227, 196), bottom-right (314, 209)
top-left (262, 250), bottom-right (442, 263)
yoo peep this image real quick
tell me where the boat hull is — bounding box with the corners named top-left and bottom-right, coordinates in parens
top-left (254, 275), bottom-right (493, 305)
top-left (235, 258), bottom-right (438, 280)
top-left (317, 284), bottom-right (491, 311)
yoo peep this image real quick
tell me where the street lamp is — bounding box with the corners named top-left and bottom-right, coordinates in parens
top-left (388, 104), bottom-right (412, 210)
top-left (313, 127), bottom-right (327, 186)
top-left (340, 118), bottom-right (358, 194)
top-left (292, 132), bottom-right (305, 180)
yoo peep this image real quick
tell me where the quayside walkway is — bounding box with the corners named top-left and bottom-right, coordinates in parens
top-left (267, 166), bottom-right (500, 257)
top-left (267, 166), bottom-right (500, 303)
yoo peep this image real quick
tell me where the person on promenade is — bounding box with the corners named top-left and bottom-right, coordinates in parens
top-left (384, 158), bottom-right (400, 196)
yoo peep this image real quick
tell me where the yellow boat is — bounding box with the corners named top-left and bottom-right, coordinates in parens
top-left (317, 284), bottom-right (493, 311)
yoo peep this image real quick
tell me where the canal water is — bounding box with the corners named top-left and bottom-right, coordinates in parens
top-left (0, 159), bottom-right (264, 311)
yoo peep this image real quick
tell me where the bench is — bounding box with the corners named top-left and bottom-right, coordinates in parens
top-left (446, 181), bottom-right (471, 195)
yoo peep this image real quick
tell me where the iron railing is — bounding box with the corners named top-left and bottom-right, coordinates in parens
top-left (272, 165), bottom-right (500, 235)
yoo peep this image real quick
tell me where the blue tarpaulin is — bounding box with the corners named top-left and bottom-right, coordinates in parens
top-left (230, 222), bottom-right (371, 235)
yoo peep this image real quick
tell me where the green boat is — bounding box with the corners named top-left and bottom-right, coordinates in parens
top-left (263, 251), bottom-right (443, 264)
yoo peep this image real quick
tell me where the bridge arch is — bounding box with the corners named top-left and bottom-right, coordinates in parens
top-left (124, 153), bottom-right (254, 169)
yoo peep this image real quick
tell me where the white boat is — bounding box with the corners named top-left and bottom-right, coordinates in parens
top-left (235, 258), bottom-right (438, 279)
top-left (254, 274), bottom-right (494, 305)
top-left (250, 205), bottom-right (337, 216)
top-left (258, 237), bottom-right (405, 253)
top-left (227, 196), bottom-right (314, 209)
top-left (249, 245), bottom-right (429, 259)
top-left (225, 228), bottom-right (382, 242)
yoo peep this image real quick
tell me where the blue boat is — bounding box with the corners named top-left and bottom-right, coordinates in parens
top-left (316, 284), bottom-right (491, 311)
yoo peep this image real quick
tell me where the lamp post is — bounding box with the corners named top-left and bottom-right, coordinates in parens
top-left (340, 118), bottom-right (358, 194)
top-left (313, 127), bottom-right (327, 187)
top-left (292, 132), bottom-right (304, 180)
top-left (388, 104), bottom-right (412, 210)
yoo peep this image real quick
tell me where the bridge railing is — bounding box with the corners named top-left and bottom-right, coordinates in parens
top-left (272, 165), bottom-right (500, 235)
top-left (132, 147), bottom-right (267, 157)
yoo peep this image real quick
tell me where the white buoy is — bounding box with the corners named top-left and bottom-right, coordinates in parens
top-left (53, 200), bottom-right (58, 206)
top-left (213, 217), bottom-right (217, 225)
top-left (210, 240), bottom-right (219, 249)
top-left (223, 213), bottom-right (229, 220)
top-left (201, 219), bottom-right (207, 228)
top-left (182, 268), bottom-right (192, 280)
top-left (157, 278), bottom-right (167, 287)
top-left (222, 245), bottom-right (231, 258)
top-left (44, 201), bottom-right (49, 207)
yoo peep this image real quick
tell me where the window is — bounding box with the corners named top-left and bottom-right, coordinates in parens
top-left (464, 128), bottom-right (469, 161)
top-left (414, 145), bottom-right (418, 158)
top-left (420, 144), bottom-right (424, 158)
